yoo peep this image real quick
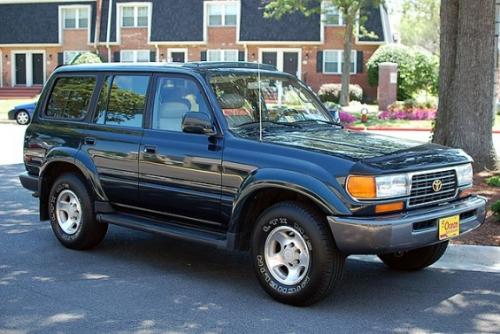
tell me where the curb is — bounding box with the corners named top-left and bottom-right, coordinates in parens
top-left (347, 126), bottom-right (500, 134)
top-left (349, 244), bottom-right (500, 273)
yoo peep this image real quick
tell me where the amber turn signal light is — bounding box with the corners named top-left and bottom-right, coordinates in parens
top-left (375, 201), bottom-right (404, 214)
top-left (346, 176), bottom-right (376, 199)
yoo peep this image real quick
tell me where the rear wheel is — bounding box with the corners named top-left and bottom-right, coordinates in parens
top-left (378, 241), bottom-right (449, 271)
top-left (48, 173), bottom-right (107, 250)
top-left (16, 110), bottom-right (30, 125)
top-left (251, 201), bottom-right (345, 306)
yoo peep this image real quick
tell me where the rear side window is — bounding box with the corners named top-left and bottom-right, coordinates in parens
top-left (45, 76), bottom-right (96, 119)
top-left (94, 75), bottom-right (150, 128)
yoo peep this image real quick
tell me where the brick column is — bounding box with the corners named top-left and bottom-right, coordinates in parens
top-left (377, 62), bottom-right (398, 111)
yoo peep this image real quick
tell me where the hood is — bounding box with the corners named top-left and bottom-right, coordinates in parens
top-left (15, 102), bottom-right (37, 110)
top-left (262, 128), bottom-right (471, 171)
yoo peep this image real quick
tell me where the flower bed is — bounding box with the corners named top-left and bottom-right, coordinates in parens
top-left (378, 108), bottom-right (436, 121)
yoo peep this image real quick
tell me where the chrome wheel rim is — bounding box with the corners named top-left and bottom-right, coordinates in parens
top-left (55, 189), bottom-right (82, 235)
top-left (17, 111), bottom-right (29, 125)
top-left (264, 225), bottom-right (310, 285)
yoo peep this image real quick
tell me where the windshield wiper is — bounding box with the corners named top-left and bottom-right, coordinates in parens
top-left (236, 120), bottom-right (301, 128)
top-left (291, 119), bottom-right (343, 128)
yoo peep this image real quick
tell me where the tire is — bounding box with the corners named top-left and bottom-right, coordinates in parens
top-left (378, 241), bottom-right (449, 271)
top-left (16, 110), bottom-right (30, 125)
top-left (251, 201), bottom-right (345, 306)
top-left (48, 173), bottom-right (107, 250)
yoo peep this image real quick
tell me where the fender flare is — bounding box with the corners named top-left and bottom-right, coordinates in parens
top-left (228, 168), bottom-right (350, 234)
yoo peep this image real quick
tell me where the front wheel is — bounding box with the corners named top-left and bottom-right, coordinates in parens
top-left (16, 110), bottom-right (30, 125)
top-left (251, 201), bottom-right (345, 306)
top-left (378, 241), bottom-right (449, 271)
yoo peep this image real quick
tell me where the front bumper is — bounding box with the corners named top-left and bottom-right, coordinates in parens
top-left (327, 195), bottom-right (487, 254)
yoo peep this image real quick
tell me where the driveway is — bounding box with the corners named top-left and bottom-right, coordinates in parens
top-left (0, 124), bottom-right (499, 333)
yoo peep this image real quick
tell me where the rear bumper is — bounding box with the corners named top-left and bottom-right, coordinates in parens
top-left (19, 171), bottom-right (38, 194)
top-left (327, 195), bottom-right (487, 255)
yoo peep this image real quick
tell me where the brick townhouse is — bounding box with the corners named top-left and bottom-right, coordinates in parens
top-left (0, 0), bottom-right (392, 99)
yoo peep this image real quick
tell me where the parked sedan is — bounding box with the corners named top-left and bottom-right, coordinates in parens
top-left (8, 102), bottom-right (37, 125)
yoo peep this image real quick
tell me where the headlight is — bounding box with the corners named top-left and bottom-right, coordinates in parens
top-left (346, 174), bottom-right (410, 200)
top-left (456, 164), bottom-right (473, 186)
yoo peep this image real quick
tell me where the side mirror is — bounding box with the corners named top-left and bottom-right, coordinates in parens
top-left (182, 112), bottom-right (216, 135)
top-left (328, 108), bottom-right (341, 123)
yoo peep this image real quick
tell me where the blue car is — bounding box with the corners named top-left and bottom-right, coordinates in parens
top-left (8, 102), bottom-right (37, 125)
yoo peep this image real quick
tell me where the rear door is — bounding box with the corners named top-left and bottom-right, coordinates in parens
top-left (138, 74), bottom-right (224, 228)
top-left (82, 73), bottom-right (151, 206)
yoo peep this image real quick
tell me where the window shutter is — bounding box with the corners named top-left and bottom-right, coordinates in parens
top-left (57, 53), bottom-right (64, 66)
top-left (238, 51), bottom-right (245, 61)
top-left (200, 51), bottom-right (207, 61)
top-left (113, 51), bottom-right (120, 62)
top-left (150, 51), bottom-right (156, 62)
top-left (356, 51), bottom-right (364, 73)
top-left (316, 51), bottom-right (323, 73)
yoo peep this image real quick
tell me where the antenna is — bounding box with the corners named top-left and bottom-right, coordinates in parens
top-left (258, 60), bottom-right (263, 142)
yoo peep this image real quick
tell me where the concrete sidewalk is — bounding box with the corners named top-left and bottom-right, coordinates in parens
top-left (351, 244), bottom-right (500, 273)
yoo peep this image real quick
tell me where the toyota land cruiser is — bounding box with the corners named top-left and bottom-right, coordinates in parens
top-left (19, 62), bottom-right (486, 305)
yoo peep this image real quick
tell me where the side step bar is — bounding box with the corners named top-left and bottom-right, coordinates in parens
top-left (97, 213), bottom-right (227, 249)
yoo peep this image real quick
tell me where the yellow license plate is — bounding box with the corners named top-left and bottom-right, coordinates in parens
top-left (438, 215), bottom-right (460, 240)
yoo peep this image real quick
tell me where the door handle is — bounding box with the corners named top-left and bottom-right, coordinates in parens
top-left (143, 145), bottom-right (157, 154)
top-left (84, 137), bottom-right (96, 145)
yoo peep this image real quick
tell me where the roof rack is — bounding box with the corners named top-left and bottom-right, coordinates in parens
top-left (182, 61), bottom-right (277, 71)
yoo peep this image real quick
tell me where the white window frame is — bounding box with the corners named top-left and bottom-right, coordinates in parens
top-left (206, 49), bottom-right (240, 62)
top-left (323, 50), bottom-right (356, 74)
top-left (120, 50), bottom-right (151, 63)
top-left (206, 1), bottom-right (239, 27)
top-left (120, 3), bottom-right (150, 28)
top-left (63, 50), bottom-right (85, 64)
top-left (322, 1), bottom-right (344, 26)
top-left (167, 48), bottom-right (188, 63)
top-left (62, 6), bottom-right (90, 29)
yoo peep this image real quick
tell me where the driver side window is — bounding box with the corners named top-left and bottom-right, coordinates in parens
top-left (152, 76), bottom-right (210, 132)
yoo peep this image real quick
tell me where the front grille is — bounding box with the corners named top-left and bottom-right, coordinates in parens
top-left (408, 170), bottom-right (457, 207)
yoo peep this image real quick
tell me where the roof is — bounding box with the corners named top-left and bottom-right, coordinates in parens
top-left (54, 62), bottom-right (279, 74)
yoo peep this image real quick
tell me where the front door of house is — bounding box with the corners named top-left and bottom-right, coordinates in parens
top-left (170, 52), bottom-right (185, 63)
top-left (32, 53), bottom-right (44, 85)
top-left (15, 54), bottom-right (27, 86)
top-left (260, 50), bottom-right (300, 77)
top-left (14, 52), bottom-right (44, 86)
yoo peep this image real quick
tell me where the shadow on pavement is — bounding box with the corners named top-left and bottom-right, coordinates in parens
top-left (1, 163), bottom-right (499, 333)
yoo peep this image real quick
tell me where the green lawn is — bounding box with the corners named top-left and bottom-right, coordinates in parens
top-left (0, 98), bottom-right (37, 120)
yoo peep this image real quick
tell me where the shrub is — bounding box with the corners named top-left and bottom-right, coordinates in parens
top-left (71, 52), bottom-right (102, 65)
top-left (318, 83), bottom-right (363, 103)
top-left (485, 175), bottom-right (500, 187)
top-left (492, 200), bottom-right (500, 220)
top-left (366, 44), bottom-right (439, 100)
top-left (381, 100), bottom-right (436, 120)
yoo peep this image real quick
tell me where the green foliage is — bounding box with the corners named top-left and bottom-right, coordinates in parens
top-left (491, 200), bottom-right (500, 219)
top-left (400, 0), bottom-right (440, 54)
top-left (71, 52), bottom-right (102, 65)
top-left (485, 175), bottom-right (500, 187)
top-left (366, 44), bottom-right (439, 100)
top-left (318, 83), bottom-right (363, 103)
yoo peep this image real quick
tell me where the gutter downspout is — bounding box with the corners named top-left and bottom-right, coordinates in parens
top-left (106, 0), bottom-right (113, 62)
top-left (155, 43), bottom-right (160, 62)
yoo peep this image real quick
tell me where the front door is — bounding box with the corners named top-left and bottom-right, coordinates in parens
top-left (15, 54), bottom-right (27, 85)
top-left (32, 53), bottom-right (44, 85)
top-left (283, 52), bottom-right (299, 77)
top-left (139, 74), bottom-right (223, 228)
top-left (170, 52), bottom-right (185, 63)
top-left (262, 52), bottom-right (277, 67)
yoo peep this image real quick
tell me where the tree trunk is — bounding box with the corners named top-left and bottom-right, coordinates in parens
top-left (432, 0), bottom-right (497, 171)
top-left (339, 15), bottom-right (354, 106)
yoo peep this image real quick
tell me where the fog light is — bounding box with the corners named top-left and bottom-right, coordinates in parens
top-left (375, 201), bottom-right (404, 214)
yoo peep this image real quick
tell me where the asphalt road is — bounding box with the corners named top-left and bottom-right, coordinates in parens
top-left (0, 124), bottom-right (499, 333)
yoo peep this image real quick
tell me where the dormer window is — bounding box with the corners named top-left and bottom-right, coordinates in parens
top-left (323, 2), bottom-right (343, 26)
top-left (121, 4), bottom-right (149, 28)
top-left (207, 2), bottom-right (238, 27)
top-left (63, 7), bottom-right (89, 29)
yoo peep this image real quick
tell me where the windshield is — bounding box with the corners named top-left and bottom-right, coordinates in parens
top-left (209, 72), bottom-right (331, 129)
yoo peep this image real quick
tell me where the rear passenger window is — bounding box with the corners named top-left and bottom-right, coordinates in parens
top-left (46, 77), bottom-right (96, 119)
top-left (95, 75), bottom-right (150, 128)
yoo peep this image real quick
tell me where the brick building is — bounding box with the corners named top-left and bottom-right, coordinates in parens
top-left (0, 0), bottom-right (392, 99)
